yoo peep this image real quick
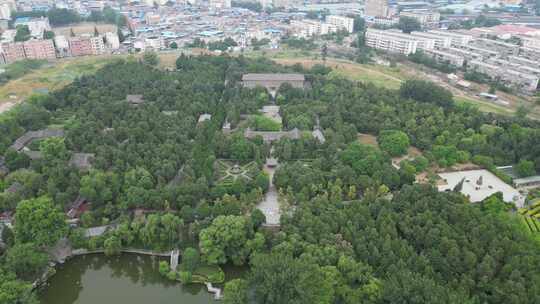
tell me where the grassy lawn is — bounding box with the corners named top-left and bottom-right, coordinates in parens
top-left (0, 55), bottom-right (119, 106)
top-left (454, 96), bottom-right (515, 116)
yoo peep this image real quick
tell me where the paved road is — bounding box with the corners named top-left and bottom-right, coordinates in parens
top-left (257, 158), bottom-right (281, 225)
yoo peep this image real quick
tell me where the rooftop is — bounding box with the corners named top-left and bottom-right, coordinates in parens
top-left (126, 94), bottom-right (144, 105)
top-left (437, 169), bottom-right (524, 207)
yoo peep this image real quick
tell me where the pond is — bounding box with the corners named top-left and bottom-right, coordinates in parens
top-left (39, 253), bottom-right (247, 304)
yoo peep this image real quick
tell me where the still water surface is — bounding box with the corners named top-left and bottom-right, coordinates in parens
top-left (39, 253), bottom-right (217, 304)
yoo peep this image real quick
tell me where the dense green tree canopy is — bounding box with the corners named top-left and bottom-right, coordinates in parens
top-left (14, 196), bottom-right (67, 246)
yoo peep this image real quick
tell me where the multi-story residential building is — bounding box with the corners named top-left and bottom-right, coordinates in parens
top-left (427, 30), bottom-right (473, 47)
top-left (145, 36), bottom-right (164, 50)
top-left (456, 44), bottom-right (499, 59)
top-left (400, 11), bottom-right (440, 28)
top-left (471, 38), bottom-right (520, 57)
top-left (105, 32), bottom-right (120, 50)
top-left (291, 19), bottom-right (337, 37)
top-left (365, 28), bottom-right (419, 55)
top-left (367, 16), bottom-right (399, 27)
top-left (468, 60), bottom-right (539, 93)
top-left (0, 42), bottom-right (25, 63)
top-left (89, 36), bottom-right (105, 55)
top-left (22, 39), bottom-right (55, 60)
top-left (423, 49), bottom-right (465, 67)
top-left (68, 36), bottom-right (93, 56)
top-left (0, 19), bottom-right (7, 31)
top-left (410, 31), bottom-right (451, 48)
top-left (0, 2), bottom-right (10, 20)
top-left (209, 0), bottom-right (231, 10)
top-left (325, 15), bottom-right (354, 33)
top-left (508, 56), bottom-right (540, 70)
top-left (145, 13), bottom-right (160, 25)
top-left (54, 35), bottom-right (70, 57)
top-left (365, 0), bottom-right (389, 17)
top-left (387, 29), bottom-right (435, 51)
top-left (445, 47), bottom-right (484, 62)
top-left (519, 36), bottom-right (540, 50)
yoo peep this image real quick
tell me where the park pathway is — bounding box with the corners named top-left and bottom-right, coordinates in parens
top-left (257, 149), bottom-right (281, 226)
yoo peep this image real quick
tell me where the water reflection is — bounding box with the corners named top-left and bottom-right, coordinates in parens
top-left (39, 253), bottom-right (214, 304)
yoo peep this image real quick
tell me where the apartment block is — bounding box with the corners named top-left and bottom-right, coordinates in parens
top-left (469, 60), bottom-right (539, 93)
top-left (519, 36), bottom-right (540, 50)
top-left (445, 47), bottom-right (484, 62)
top-left (427, 30), bottom-right (473, 47)
top-left (456, 44), bottom-right (498, 59)
top-left (508, 56), bottom-right (540, 70)
top-left (389, 30), bottom-right (435, 51)
top-left (90, 36), bottom-right (105, 55)
top-left (23, 39), bottom-right (55, 60)
top-left (209, 0), bottom-right (231, 10)
top-left (326, 15), bottom-right (354, 33)
top-left (0, 42), bottom-right (25, 63)
top-left (410, 31), bottom-right (452, 48)
top-left (291, 20), bottom-right (337, 37)
top-left (68, 36), bottom-right (93, 57)
top-left (105, 32), bottom-right (120, 50)
top-left (470, 38), bottom-right (520, 57)
top-left (365, 29), bottom-right (418, 55)
top-left (423, 49), bottom-right (465, 67)
top-left (0, 3), bottom-right (10, 20)
top-left (54, 35), bottom-right (70, 57)
top-left (145, 13), bottom-right (161, 25)
top-left (400, 11), bottom-right (440, 28)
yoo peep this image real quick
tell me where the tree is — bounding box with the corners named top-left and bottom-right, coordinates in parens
top-left (47, 8), bottom-right (81, 26)
top-left (516, 159), bottom-right (535, 177)
top-left (199, 215), bottom-right (254, 265)
top-left (170, 41), bottom-right (178, 49)
top-left (117, 27), bottom-right (125, 42)
top-left (249, 252), bottom-right (334, 304)
top-left (5, 243), bottom-right (48, 280)
top-left (398, 16), bottom-right (421, 33)
top-left (399, 80), bottom-right (454, 108)
top-left (515, 104), bottom-right (529, 120)
top-left (94, 26), bottom-right (99, 37)
top-left (142, 51), bottom-right (159, 66)
top-left (223, 279), bottom-right (248, 304)
top-left (14, 25), bottom-right (31, 42)
top-left (0, 269), bottom-right (35, 304)
top-left (15, 196), bottom-right (67, 246)
top-left (4, 149), bottom-right (30, 171)
top-left (40, 137), bottom-right (70, 162)
top-left (43, 30), bottom-right (55, 40)
top-left (80, 170), bottom-right (120, 207)
top-left (353, 16), bottom-right (366, 33)
top-left (321, 43), bottom-right (328, 65)
top-left (378, 130), bottom-right (410, 156)
top-left (104, 235), bottom-right (122, 256)
top-left (182, 247), bottom-right (200, 272)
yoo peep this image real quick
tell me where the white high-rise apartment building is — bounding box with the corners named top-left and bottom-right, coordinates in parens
top-left (326, 15), bottom-right (354, 33)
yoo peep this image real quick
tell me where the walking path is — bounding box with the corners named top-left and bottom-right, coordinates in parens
top-left (257, 152), bottom-right (281, 226)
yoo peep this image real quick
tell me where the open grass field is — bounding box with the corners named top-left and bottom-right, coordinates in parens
top-left (0, 55), bottom-right (121, 113)
top-left (249, 49), bottom-right (540, 120)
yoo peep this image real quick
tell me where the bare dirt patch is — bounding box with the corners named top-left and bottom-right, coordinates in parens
top-left (53, 22), bottom-right (117, 36)
top-left (357, 133), bottom-right (379, 148)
